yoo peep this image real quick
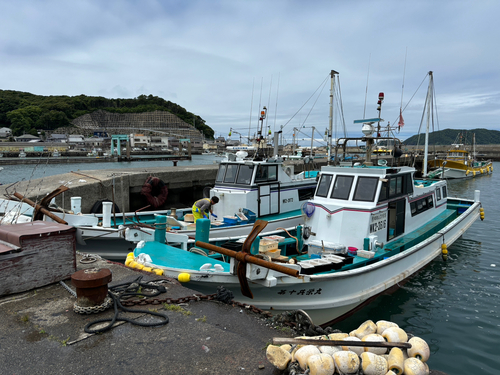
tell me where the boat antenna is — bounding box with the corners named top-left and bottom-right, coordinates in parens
top-left (363, 53), bottom-right (371, 118)
top-left (398, 48), bottom-right (408, 135)
top-left (273, 73), bottom-right (280, 134)
top-left (248, 78), bottom-right (255, 146)
top-left (266, 75), bottom-right (273, 149)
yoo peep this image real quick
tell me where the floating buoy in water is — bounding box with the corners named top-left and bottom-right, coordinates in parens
top-left (266, 345), bottom-right (292, 370)
top-left (376, 320), bottom-right (399, 334)
top-left (295, 345), bottom-right (321, 370)
top-left (382, 327), bottom-right (408, 343)
top-left (333, 351), bottom-right (360, 374)
top-left (404, 357), bottom-right (428, 375)
top-left (307, 353), bottom-right (335, 375)
top-left (350, 319), bottom-right (377, 339)
top-left (408, 337), bottom-right (430, 362)
top-left (388, 347), bottom-right (405, 374)
top-left (360, 352), bottom-right (388, 375)
top-left (362, 334), bottom-right (387, 355)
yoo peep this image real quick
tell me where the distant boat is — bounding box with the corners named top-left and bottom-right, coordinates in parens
top-left (202, 150), bottom-right (216, 155)
top-left (428, 132), bottom-right (493, 179)
top-left (19, 150), bottom-right (26, 158)
top-left (52, 149), bottom-right (60, 157)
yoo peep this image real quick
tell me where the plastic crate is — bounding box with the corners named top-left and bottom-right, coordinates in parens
top-left (259, 240), bottom-right (279, 252)
top-left (223, 216), bottom-right (238, 225)
top-left (221, 241), bottom-right (242, 251)
top-left (265, 248), bottom-right (281, 259)
top-left (262, 235), bottom-right (285, 243)
top-left (242, 209), bottom-right (256, 223)
top-left (357, 250), bottom-right (375, 259)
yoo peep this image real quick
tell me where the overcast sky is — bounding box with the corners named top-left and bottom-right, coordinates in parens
top-left (1, 0), bottom-right (498, 145)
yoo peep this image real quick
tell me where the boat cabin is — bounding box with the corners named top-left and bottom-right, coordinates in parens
top-left (212, 159), bottom-right (317, 219)
top-left (304, 165), bottom-right (448, 252)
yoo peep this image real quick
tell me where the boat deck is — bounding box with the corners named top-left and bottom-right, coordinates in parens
top-left (138, 241), bottom-right (231, 272)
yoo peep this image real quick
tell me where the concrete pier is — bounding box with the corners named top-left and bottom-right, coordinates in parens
top-left (0, 254), bottom-right (291, 374)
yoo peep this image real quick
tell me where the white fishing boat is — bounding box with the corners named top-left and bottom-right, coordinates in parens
top-left (128, 71), bottom-right (484, 326)
top-left (130, 161), bottom-right (482, 325)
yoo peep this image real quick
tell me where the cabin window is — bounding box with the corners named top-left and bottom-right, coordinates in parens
top-left (223, 164), bottom-right (238, 183)
top-left (298, 187), bottom-right (315, 201)
top-left (236, 165), bottom-right (254, 185)
top-left (255, 165), bottom-right (278, 183)
top-left (353, 177), bottom-right (379, 202)
top-left (427, 196), bottom-right (434, 208)
top-left (331, 175), bottom-right (354, 200)
top-left (442, 186), bottom-right (447, 198)
top-left (436, 188), bottom-right (442, 201)
top-left (411, 195), bottom-right (434, 217)
top-left (378, 173), bottom-right (413, 203)
top-left (216, 164), bottom-right (227, 182)
top-left (316, 174), bottom-right (333, 197)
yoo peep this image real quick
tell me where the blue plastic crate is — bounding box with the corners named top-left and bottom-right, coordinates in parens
top-left (242, 209), bottom-right (256, 223)
top-left (223, 216), bottom-right (238, 225)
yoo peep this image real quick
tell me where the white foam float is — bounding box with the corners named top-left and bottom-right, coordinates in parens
top-left (360, 352), bottom-right (388, 375)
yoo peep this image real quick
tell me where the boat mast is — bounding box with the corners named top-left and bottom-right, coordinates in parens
top-left (423, 71), bottom-right (433, 177)
top-left (328, 70), bottom-right (339, 165)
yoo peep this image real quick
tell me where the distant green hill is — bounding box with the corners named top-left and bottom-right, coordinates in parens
top-left (0, 90), bottom-right (214, 138)
top-left (403, 128), bottom-right (500, 145)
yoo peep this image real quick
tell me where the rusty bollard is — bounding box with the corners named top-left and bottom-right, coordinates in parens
top-left (71, 268), bottom-right (112, 307)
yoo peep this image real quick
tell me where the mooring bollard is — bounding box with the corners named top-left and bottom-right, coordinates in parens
top-left (71, 268), bottom-right (112, 307)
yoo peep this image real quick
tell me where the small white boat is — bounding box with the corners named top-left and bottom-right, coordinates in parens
top-left (18, 150), bottom-right (26, 158)
top-left (52, 149), bottom-right (60, 157)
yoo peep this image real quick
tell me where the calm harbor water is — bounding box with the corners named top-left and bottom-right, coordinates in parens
top-left (1, 157), bottom-right (498, 374)
top-left (0, 154), bottom-right (220, 185)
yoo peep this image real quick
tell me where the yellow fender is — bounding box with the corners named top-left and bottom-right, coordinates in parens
top-left (465, 169), bottom-right (470, 176)
top-left (441, 243), bottom-right (448, 261)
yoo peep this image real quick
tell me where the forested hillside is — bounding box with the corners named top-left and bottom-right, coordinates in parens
top-left (0, 90), bottom-right (214, 138)
top-left (403, 128), bottom-right (500, 145)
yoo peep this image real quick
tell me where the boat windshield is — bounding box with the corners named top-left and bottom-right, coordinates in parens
top-left (255, 164), bottom-right (278, 183)
top-left (330, 175), bottom-right (354, 200)
top-left (316, 174), bottom-right (333, 197)
top-left (215, 163), bottom-right (255, 185)
top-left (353, 177), bottom-right (379, 201)
top-left (236, 164), bottom-right (254, 184)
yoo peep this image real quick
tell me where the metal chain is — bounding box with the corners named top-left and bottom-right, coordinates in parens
top-left (62, 278), bottom-right (303, 331)
top-left (74, 296), bottom-right (113, 314)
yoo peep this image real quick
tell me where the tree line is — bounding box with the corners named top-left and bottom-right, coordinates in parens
top-left (0, 90), bottom-right (214, 138)
top-left (403, 128), bottom-right (500, 145)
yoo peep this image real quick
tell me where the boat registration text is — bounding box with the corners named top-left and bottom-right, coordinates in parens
top-left (370, 211), bottom-right (387, 233)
